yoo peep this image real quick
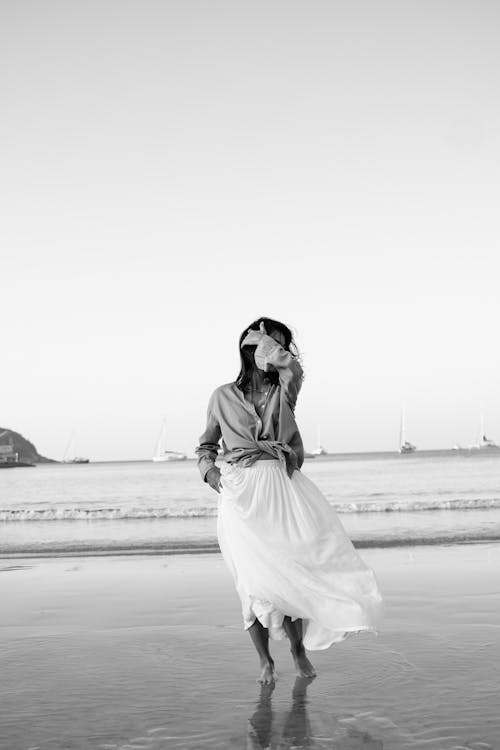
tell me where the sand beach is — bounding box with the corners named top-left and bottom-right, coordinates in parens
top-left (1, 543), bottom-right (499, 750)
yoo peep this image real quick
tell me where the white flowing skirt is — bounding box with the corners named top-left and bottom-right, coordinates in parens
top-left (217, 460), bottom-right (383, 651)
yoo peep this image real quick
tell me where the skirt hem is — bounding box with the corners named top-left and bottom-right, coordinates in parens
top-left (243, 613), bottom-right (381, 650)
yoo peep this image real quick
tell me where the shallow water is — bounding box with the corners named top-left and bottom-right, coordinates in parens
top-left (3, 506), bottom-right (500, 559)
top-left (1, 546), bottom-right (499, 749)
top-left (1, 452), bottom-right (500, 556)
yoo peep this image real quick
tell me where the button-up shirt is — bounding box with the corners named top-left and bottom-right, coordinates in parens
top-left (195, 334), bottom-right (304, 480)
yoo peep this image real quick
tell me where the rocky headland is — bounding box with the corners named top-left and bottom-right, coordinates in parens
top-left (0, 428), bottom-right (55, 464)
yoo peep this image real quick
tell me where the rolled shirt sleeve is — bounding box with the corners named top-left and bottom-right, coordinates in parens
top-left (195, 394), bottom-right (222, 481)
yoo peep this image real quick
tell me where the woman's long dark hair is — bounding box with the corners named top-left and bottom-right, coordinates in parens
top-left (235, 316), bottom-right (302, 391)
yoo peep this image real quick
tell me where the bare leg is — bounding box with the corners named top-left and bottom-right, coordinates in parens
top-left (248, 618), bottom-right (276, 684)
top-left (282, 616), bottom-right (316, 678)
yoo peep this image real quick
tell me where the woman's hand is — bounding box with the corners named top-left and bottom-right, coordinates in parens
top-left (206, 466), bottom-right (222, 493)
top-left (240, 321), bottom-right (267, 348)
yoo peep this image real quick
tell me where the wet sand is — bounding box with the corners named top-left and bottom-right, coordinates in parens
top-left (1, 544), bottom-right (499, 749)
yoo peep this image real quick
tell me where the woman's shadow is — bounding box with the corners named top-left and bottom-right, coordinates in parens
top-left (246, 676), bottom-right (383, 749)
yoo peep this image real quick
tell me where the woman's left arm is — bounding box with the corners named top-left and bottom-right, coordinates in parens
top-left (254, 335), bottom-right (303, 410)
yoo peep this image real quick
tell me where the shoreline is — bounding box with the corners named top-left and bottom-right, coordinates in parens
top-left (16, 447), bottom-right (500, 465)
top-left (2, 533), bottom-right (500, 559)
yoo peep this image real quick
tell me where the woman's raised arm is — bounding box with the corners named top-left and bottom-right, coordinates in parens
top-left (254, 334), bottom-right (304, 411)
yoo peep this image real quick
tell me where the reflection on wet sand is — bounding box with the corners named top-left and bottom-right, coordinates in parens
top-left (247, 676), bottom-right (383, 749)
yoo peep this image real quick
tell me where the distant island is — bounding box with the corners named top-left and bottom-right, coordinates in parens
top-left (0, 427), bottom-right (55, 466)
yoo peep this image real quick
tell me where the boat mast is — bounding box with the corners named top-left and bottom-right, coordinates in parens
top-left (154, 418), bottom-right (167, 458)
top-left (399, 409), bottom-right (405, 449)
top-left (63, 431), bottom-right (75, 462)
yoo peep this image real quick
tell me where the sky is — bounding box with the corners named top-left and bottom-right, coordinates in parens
top-left (1, 0), bottom-right (499, 461)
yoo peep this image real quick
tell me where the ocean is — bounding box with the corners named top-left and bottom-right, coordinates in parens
top-left (1, 451), bottom-right (499, 557)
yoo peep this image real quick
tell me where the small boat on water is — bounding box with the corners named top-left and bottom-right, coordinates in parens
top-left (62, 432), bottom-right (90, 464)
top-left (308, 425), bottom-right (328, 457)
top-left (399, 410), bottom-right (417, 454)
top-left (480, 435), bottom-right (500, 449)
top-left (152, 419), bottom-right (187, 462)
top-left (469, 412), bottom-right (500, 451)
top-left (400, 441), bottom-right (417, 454)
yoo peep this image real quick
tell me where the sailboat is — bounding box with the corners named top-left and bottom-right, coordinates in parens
top-left (62, 431), bottom-right (89, 464)
top-left (309, 425), bottom-right (328, 456)
top-left (470, 412), bottom-right (500, 451)
top-left (152, 419), bottom-right (187, 462)
top-left (399, 410), bottom-right (416, 454)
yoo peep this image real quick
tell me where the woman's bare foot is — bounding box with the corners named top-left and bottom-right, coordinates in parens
top-left (257, 657), bottom-right (276, 685)
top-left (291, 646), bottom-right (316, 678)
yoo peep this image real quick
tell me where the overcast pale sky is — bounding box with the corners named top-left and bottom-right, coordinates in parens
top-left (1, 1), bottom-right (499, 461)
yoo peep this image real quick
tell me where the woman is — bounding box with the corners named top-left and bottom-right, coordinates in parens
top-left (196, 317), bottom-right (383, 684)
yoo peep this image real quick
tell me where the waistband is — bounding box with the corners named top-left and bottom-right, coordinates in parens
top-left (222, 440), bottom-right (298, 478)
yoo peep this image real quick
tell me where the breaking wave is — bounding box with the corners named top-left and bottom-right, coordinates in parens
top-left (1, 496), bottom-right (500, 522)
top-left (0, 506), bottom-right (218, 522)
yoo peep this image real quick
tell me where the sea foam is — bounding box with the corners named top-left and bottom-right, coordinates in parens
top-left (1, 496), bottom-right (500, 521)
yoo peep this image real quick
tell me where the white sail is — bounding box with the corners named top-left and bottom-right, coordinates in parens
top-left (62, 431), bottom-right (89, 463)
top-left (152, 418), bottom-right (187, 462)
top-left (477, 410), bottom-right (499, 449)
top-left (62, 431), bottom-right (75, 462)
top-left (310, 424), bottom-right (327, 456)
top-left (153, 420), bottom-right (167, 461)
top-left (399, 410), bottom-right (405, 450)
top-left (399, 408), bottom-right (416, 453)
